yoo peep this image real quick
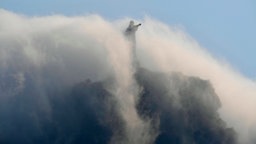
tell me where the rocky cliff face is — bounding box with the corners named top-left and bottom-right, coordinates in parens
top-left (0, 67), bottom-right (237, 144)
top-left (136, 68), bottom-right (237, 144)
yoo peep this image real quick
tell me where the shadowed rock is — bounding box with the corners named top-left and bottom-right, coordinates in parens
top-left (0, 68), bottom-right (237, 144)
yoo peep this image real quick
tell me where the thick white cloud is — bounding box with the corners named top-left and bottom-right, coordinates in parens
top-left (1, 9), bottom-right (256, 143)
top-left (136, 17), bottom-right (256, 144)
top-left (0, 9), bottom-right (155, 144)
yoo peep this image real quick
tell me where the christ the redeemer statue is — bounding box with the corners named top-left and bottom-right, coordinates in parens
top-left (125, 20), bottom-right (141, 67)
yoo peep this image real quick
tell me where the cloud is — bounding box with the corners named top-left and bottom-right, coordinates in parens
top-left (0, 9), bottom-right (155, 144)
top-left (1, 9), bottom-right (256, 143)
top-left (136, 17), bottom-right (256, 143)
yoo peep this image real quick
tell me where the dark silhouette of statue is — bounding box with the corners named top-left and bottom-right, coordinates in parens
top-left (125, 20), bottom-right (141, 67)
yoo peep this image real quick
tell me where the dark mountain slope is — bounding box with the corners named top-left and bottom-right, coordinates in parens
top-left (0, 68), bottom-right (237, 144)
top-left (136, 68), bottom-right (237, 144)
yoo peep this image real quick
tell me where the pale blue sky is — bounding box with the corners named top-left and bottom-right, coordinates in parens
top-left (1, 0), bottom-right (256, 78)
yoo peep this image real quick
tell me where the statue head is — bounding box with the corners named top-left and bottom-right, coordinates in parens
top-left (129, 20), bottom-right (134, 26)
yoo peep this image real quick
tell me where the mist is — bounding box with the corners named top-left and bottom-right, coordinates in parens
top-left (135, 17), bottom-right (256, 143)
top-left (0, 9), bottom-right (255, 144)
